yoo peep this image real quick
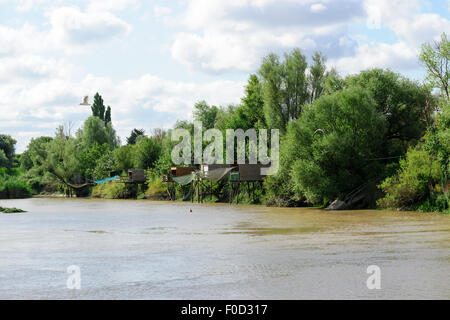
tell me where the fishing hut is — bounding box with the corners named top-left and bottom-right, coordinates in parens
top-left (114, 169), bottom-right (149, 198)
top-left (163, 166), bottom-right (197, 200)
top-left (228, 163), bottom-right (270, 203)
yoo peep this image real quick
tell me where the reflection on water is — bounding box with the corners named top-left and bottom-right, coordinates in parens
top-left (0, 198), bottom-right (449, 299)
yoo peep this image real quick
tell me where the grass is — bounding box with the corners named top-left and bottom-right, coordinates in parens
top-left (0, 206), bottom-right (27, 213)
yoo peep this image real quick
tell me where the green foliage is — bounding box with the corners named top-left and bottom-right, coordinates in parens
top-left (308, 51), bottom-right (327, 102)
top-left (91, 92), bottom-right (106, 120)
top-left (105, 106), bottom-right (112, 124)
top-left (145, 175), bottom-right (168, 200)
top-left (377, 147), bottom-right (443, 210)
top-left (277, 87), bottom-right (386, 205)
top-left (419, 32), bottom-right (449, 99)
top-left (133, 136), bottom-right (162, 169)
top-left (0, 206), bottom-right (26, 213)
top-left (113, 145), bottom-right (134, 172)
top-left (127, 128), bottom-right (145, 145)
top-left (226, 75), bottom-right (265, 130)
top-left (81, 116), bottom-right (109, 146)
top-left (193, 101), bottom-right (219, 129)
top-left (345, 69), bottom-right (429, 156)
top-left (91, 181), bottom-right (128, 199)
top-left (20, 136), bottom-right (52, 171)
top-left (0, 134), bottom-right (16, 168)
top-left (0, 174), bottom-right (32, 199)
top-left (0, 150), bottom-right (8, 168)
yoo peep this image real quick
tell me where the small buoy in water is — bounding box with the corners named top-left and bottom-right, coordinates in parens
top-left (189, 208), bottom-right (192, 213)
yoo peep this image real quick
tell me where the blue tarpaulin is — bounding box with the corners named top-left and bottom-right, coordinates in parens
top-left (93, 176), bottom-right (119, 185)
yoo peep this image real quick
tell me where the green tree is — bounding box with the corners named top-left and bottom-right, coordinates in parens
top-left (127, 128), bottom-right (145, 145)
top-left (113, 145), bottom-right (134, 172)
top-left (105, 106), bottom-right (112, 124)
top-left (286, 87), bottom-right (386, 204)
top-left (345, 69), bottom-right (429, 157)
top-left (308, 51), bottom-right (327, 102)
top-left (419, 32), bottom-right (449, 99)
top-left (259, 49), bottom-right (309, 132)
top-left (133, 136), bottom-right (162, 169)
top-left (259, 53), bottom-right (284, 131)
top-left (0, 150), bottom-right (8, 168)
top-left (240, 74), bottom-right (266, 128)
top-left (91, 92), bottom-right (106, 120)
top-left (81, 116), bottom-right (118, 149)
top-left (193, 101), bottom-right (219, 129)
top-left (0, 134), bottom-right (16, 168)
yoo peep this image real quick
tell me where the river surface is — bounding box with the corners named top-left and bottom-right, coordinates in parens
top-left (0, 198), bottom-right (448, 299)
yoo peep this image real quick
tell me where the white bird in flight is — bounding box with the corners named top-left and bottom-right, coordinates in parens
top-left (80, 96), bottom-right (90, 106)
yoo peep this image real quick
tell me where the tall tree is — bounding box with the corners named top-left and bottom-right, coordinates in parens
top-left (345, 69), bottom-right (429, 156)
top-left (259, 49), bottom-right (309, 132)
top-left (82, 116), bottom-right (108, 147)
top-left (308, 51), bottom-right (327, 102)
top-left (241, 74), bottom-right (265, 128)
top-left (91, 93), bottom-right (106, 121)
top-left (193, 101), bottom-right (219, 130)
top-left (133, 136), bottom-right (162, 169)
top-left (288, 87), bottom-right (386, 204)
top-left (419, 32), bottom-right (449, 99)
top-left (283, 48), bottom-right (308, 121)
top-left (0, 134), bottom-right (16, 168)
top-left (127, 129), bottom-right (145, 145)
top-left (259, 53), bottom-right (285, 131)
top-left (105, 106), bottom-right (112, 125)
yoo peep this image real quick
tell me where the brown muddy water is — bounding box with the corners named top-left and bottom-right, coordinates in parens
top-left (0, 198), bottom-right (448, 299)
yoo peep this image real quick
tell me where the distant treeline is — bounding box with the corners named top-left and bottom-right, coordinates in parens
top-left (1, 33), bottom-right (448, 213)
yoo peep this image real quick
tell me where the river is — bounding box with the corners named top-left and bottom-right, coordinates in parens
top-left (0, 198), bottom-right (448, 299)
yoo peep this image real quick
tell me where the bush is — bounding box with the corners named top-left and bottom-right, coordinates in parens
top-left (0, 174), bottom-right (32, 199)
top-left (377, 147), bottom-right (442, 210)
top-left (145, 176), bottom-right (168, 200)
top-left (91, 181), bottom-right (128, 199)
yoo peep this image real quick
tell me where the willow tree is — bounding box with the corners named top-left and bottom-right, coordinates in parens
top-left (419, 32), bottom-right (449, 99)
top-left (259, 49), bottom-right (309, 132)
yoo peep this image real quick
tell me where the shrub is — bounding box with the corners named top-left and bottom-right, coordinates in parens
top-left (91, 181), bottom-right (128, 199)
top-left (145, 176), bottom-right (168, 200)
top-left (377, 147), bottom-right (442, 210)
top-left (0, 174), bottom-right (32, 199)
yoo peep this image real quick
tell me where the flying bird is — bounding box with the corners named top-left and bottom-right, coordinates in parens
top-left (80, 96), bottom-right (90, 106)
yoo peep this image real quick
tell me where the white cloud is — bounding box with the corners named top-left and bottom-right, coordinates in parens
top-left (330, 41), bottom-right (419, 75)
top-left (86, 0), bottom-right (140, 12)
top-left (0, 55), bottom-right (75, 81)
top-left (0, 24), bottom-right (48, 55)
top-left (0, 67), bottom-right (244, 151)
top-left (46, 6), bottom-right (132, 47)
top-left (0, 0), bottom-right (53, 11)
top-left (310, 3), bottom-right (327, 13)
top-left (170, 0), bottom-right (364, 72)
top-left (153, 5), bottom-right (172, 18)
top-left (0, 7), bottom-right (132, 56)
top-left (328, 0), bottom-right (450, 75)
top-left (364, 0), bottom-right (449, 45)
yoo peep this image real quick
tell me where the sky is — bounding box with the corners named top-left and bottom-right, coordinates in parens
top-left (0, 0), bottom-right (449, 152)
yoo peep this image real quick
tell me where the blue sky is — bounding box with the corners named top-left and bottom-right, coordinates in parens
top-left (0, 0), bottom-right (449, 152)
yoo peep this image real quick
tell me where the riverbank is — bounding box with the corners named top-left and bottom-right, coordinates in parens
top-left (18, 193), bottom-right (449, 214)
